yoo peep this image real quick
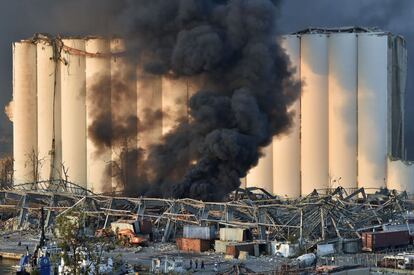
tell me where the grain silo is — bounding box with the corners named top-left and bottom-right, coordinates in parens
top-left (387, 159), bottom-right (414, 192)
top-left (36, 38), bottom-right (61, 182)
top-left (12, 41), bottom-right (37, 185)
top-left (136, 70), bottom-right (163, 154)
top-left (110, 38), bottom-right (137, 192)
top-left (162, 77), bottom-right (190, 135)
top-left (85, 38), bottom-right (111, 193)
top-left (273, 35), bottom-right (301, 198)
top-left (328, 33), bottom-right (358, 190)
top-left (255, 27), bottom-right (408, 197)
top-left (357, 33), bottom-right (389, 190)
top-left (11, 28), bottom-right (410, 197)
top-left (246, 144), bottom-right (273, 193)
top-left (60, 39), bottom-right (87, 188)
top-left (300, 33), bottom-right (329, 195)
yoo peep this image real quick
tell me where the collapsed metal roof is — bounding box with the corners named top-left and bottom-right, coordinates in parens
top-left (292, 26), bottom-right (382, 35)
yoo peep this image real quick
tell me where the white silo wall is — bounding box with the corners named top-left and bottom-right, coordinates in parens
top-left (37, 40), bottom-right (61, 182)
top-left (273, 35), bottom-right (301, 198)
top-left (246, 144), bottom-right (273, 193)
top-left (328, 33), bottom-right (358, 190)
top-left (13, 41), bottom-right (37, 184)
top-left (137, 71), bottom-right (163, 153)
top-left (387, 158), bottom-right (414, 193)
top-left (161, 77), bottom-right (189, 135)
top-left (60, 39), bottom-right (87, 188)
top-left (86, 38), bottom-right (111, 193)
top-left (300, 34), bottom-right (329, 195)
top-left (357, 33), bottom-right (388, 190)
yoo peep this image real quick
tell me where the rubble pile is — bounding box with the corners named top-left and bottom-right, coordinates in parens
top-left (2, 185), bottom-right (414, 273)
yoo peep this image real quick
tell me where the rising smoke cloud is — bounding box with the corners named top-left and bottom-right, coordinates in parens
top-left (87, 0), bottom-right (300, 201)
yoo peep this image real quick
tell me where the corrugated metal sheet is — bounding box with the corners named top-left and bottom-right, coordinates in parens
top-left (183, 225), bottom-right (216, 240)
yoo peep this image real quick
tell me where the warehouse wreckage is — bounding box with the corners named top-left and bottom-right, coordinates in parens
top-left (1, 181), bottom-right (414, 250)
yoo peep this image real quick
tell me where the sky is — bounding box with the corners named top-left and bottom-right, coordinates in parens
top-left (0, 0), bottom-right (413, 158)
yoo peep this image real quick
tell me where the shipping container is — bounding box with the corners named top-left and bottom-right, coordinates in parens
top-left (342, 238), bottom-right (361, 254)
top-left (226, 242), bottom-right (259, 258)
top-left (316, 243), bottom-right (335, 256)
top-left (219, 228), bottom-right (252, 242)
top-left (176, 238), bottom-right (212, 253)
top-left (362, 230), bottom-right (410, 251)
top-left (111, 220), bottom-right (139, 233)
top-left (214, 240), bottom-right (234, 254)
top-left (183, 225), bottom-right (216, 240)
top-left (269, 242), bottom-right (299, 258)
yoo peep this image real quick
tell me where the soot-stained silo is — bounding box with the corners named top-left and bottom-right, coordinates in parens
top-left (12, 41), bottom-right (37, 185)
top-left (36, 38), bottom-right (62, 182)
top-left (136, 70), bottom-right (163, 155)
top-left (60, 39), bottom-right (87, 188)
top-left (161, 77), bottom-right (190, 135)
top-left (110, 38), bottom-right (138, 192)
top-left (86, 38), bottom-right (112, 193)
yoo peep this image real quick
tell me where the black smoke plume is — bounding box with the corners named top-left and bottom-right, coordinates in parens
top-left (88, 0), bottom-right (300, 201)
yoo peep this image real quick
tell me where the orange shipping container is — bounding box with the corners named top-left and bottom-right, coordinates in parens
top-left (176, 238), bottom-right (212, 253)
top-left (226, 243), bottom-right (256, 258)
